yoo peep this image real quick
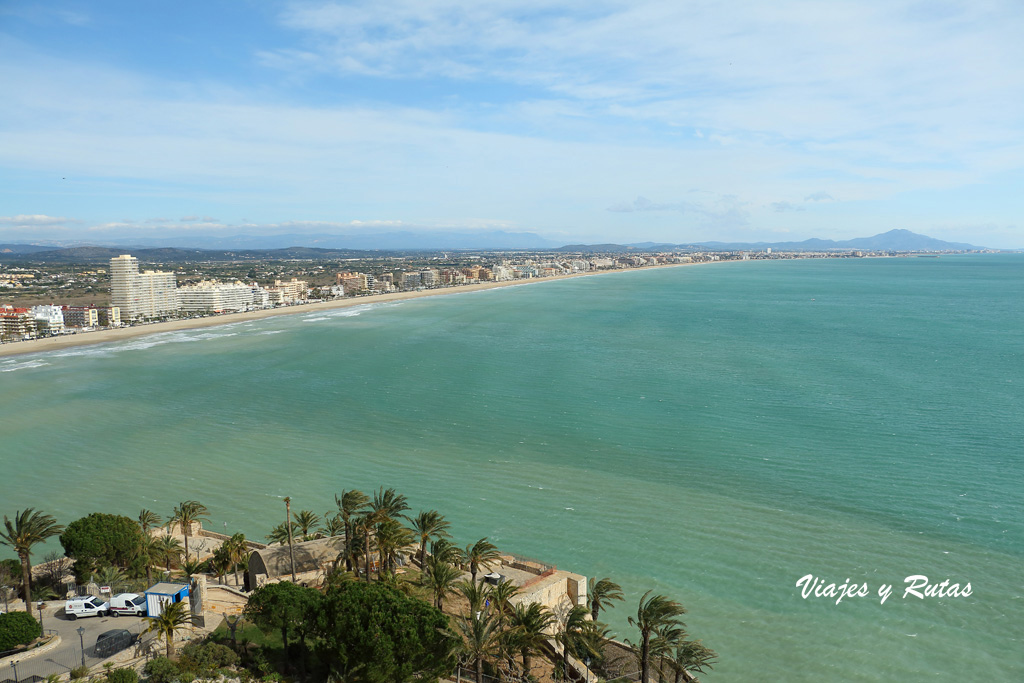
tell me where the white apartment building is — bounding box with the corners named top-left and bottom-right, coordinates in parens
top-left (110, 255), bottom-right (180, 320)
top-left (30, 305), bottom-right (66, 334)
top-left (178, 280), bottom-right (256, 313)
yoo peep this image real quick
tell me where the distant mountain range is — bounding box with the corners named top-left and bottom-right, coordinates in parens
top-left (0, 229), bottom-right (991, 262)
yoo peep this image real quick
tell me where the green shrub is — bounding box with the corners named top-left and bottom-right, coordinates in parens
top-left (107, 669), bottom-right (139, 683)
top-left (69, 666), bottom-right (90, 680)
top-left (144, 657), bottom-right (181, 683)
top-left (0, 610), bottom-right (42, 651)
top-left (179, 640), bottom-right (238, 673)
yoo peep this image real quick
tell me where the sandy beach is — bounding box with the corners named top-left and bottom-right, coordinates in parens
top-left (0, 262), bottom-right (702, 359)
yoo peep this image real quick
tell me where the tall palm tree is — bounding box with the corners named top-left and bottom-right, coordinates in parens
top-left (153, 535), bottom-right (183, 573)
top-left (421, 556), bottom-right (461, 611)
top-left (144, 600), bottom-right (195, 657)
top-left (168, 501), bottom-right (209, 561)
top-left (409, 510), bottom-right (451, 566)
top-left (355, 510), bottom-right (381, 582)
top-left (557, 605), bottom-right (595, 678)
top-left (589, 577), bottom-right (625, 621)
top-left (138, 509), bottom-right (162, 535)
top-left (375, 517), bottom-right (415, 576)
top-left (223, 533), bottom-right (248, 587)
top-left (464, 538), bottom-right (501, 584)
top-left (135, 534), bottom-right (160, 585)
top-left (0, 508), bottom-right (64, 608)
top-left (456, 611), bottom-right (502, 683)
top-left (294, 510), bottom-right (321, 541)
top-left (628, 591), bottom-right (687, 683)
top-left (508, 602), bottom-right (556, 676)
top-left (211, 545), bottom-right (232, 585)
top-left (335, 489), bottom-right (369, 572)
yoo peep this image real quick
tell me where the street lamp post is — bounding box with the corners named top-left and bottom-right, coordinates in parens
top-left (77, 625), bottom-right (86, 667)
top-left (10, 661), bottom-right (18, 683)
top-left (36, 601), bottom-right (45, 631)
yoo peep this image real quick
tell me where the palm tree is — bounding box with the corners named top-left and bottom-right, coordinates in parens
top-left (136, 535), bottom-right (160, 585)
top-left (294, 510), bottom-right (321, 541)
top-left (181, 557), bottom-right (206, 580)
top-left (223, 533), bottom-right (248, 587)
top-left (421, 556), bottom-right (461, 611)
top-left (429, 538), bottom-right (464, 569)
top-left (93, 566), bottom-right (127, 591)
top-left (664, 640), bottom-right (717, 683)
top-left (322, 513), bottom-right (344, 538)
top-left (589, 577), bottom-right (625, 621)
top-left (211, 545), bottom-right (232, 585)
top-left (508, 602), bottom-right (556, 676)
top-left (138, 509), bottom-right (162, 535)
top-left (144, 600), bottom-right (195, 657)
top-left (0, 508), bottom-right (65, 608)
top-left (457, 579), bottom-right (492, 617)
top-left (153, 535), bottom-right (183, 573)
top-left (335, 489), bottom-right (369, 572)
top-left (375, 517), bottom-right (415, 576)
top-left (409, 510), bottom-right (451, 566)
top-left (456, 611), bottom-right (502, 683)
top-left (628, 591), bottom-right (687, 683)
top-left (557, 605), bottom-right (596, 678)
top-left (464, 538), bottom-right (501, 584)
top-left (371, 486), bottom-right (409, 519)
top-left (265, 521), bottom-right (299, 545)
top-left (489, 579), bottom-right (520, 628)
top-left (168, 501), bottom-right (209, 561)
top-left (355, 510), bottom-right (381, 582)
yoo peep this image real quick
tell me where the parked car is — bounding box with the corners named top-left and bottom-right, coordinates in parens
top-left (64, 596), bottom-right (110, 620)
top-left (95, 629), bottom-right (136, 657)
top-left (109, 593), bottom-right (147, 617)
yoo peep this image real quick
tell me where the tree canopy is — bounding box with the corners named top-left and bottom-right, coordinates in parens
top-left (314, 581), bottom-right (456, 683)
top-left (60, 512), bottom-right (145, 581)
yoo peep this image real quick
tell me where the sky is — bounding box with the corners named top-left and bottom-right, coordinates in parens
top-left (1, 0), bottom-right (1022, 248)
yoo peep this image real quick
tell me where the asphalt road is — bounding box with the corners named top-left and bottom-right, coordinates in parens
top-left (5, 602), bottom-right (155, 682)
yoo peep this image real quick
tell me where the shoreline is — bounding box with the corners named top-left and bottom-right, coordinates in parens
top-left (0, 262), bottom-right (707, 359)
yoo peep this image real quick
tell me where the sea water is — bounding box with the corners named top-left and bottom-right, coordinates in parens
top-left (1, 254), bottom-right (1021, 681)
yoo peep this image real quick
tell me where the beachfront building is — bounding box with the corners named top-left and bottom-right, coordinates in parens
top-left (399, 271), bottom-right (421, 290)
top-left (265, 278), bottom-right (307, 305)
top-left (338, 272), bottom-right (369, 296)
top-left (419, 269), bottom-right (439, 287)
top-left (491, 265), bottom-right (515, 281)
top-left (29, 305), bottom-right (66, 334)
top-left (110, 255), bottom-right (180, 320)
top-left (0, 306), bottom-right (34, 340)
top-left (62, 305), bottom-right (99, 329)
top-left (178, 280), bottom-right (255, 313)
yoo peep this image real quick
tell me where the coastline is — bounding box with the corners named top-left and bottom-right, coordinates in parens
top-left (0, 261), bottom-right (706, 359)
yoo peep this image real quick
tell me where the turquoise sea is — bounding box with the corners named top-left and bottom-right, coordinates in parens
top-left (2, 254), bottom-right (1022, 681)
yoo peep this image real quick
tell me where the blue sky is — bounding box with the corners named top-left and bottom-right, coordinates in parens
top-left (1, 0), bottom-right (1022, 247)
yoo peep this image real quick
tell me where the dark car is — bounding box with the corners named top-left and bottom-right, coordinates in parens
top-left (95, 629), bottom-right (136, 658)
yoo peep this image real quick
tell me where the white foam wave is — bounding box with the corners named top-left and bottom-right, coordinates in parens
top-left (0, 359), bottom-right (50, 372)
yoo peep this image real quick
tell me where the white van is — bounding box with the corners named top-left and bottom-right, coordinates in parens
top-left (109, 593), bottom-right (147, 617)
top-left (64, 596), bottom-right (110, 620)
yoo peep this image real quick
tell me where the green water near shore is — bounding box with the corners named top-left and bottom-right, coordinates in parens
top-left (2, 255), bottom-right (1022, 680)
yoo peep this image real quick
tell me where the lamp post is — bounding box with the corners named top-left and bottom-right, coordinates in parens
top-left (77, 625), bottom-right (86, 667)
top-left (36, 601), bottom-right (45, 631)
top-left (10, 661), bottom-right (18, 683)
top-left (584, 656), bottom-right (591, 683)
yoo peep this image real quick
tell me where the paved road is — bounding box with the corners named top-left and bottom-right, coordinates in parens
top-left (5, 602), bottom-right (154, 683)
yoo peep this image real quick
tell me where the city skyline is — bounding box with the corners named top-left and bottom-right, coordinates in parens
top-left (2, 1), bottom-right (1022, 248)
